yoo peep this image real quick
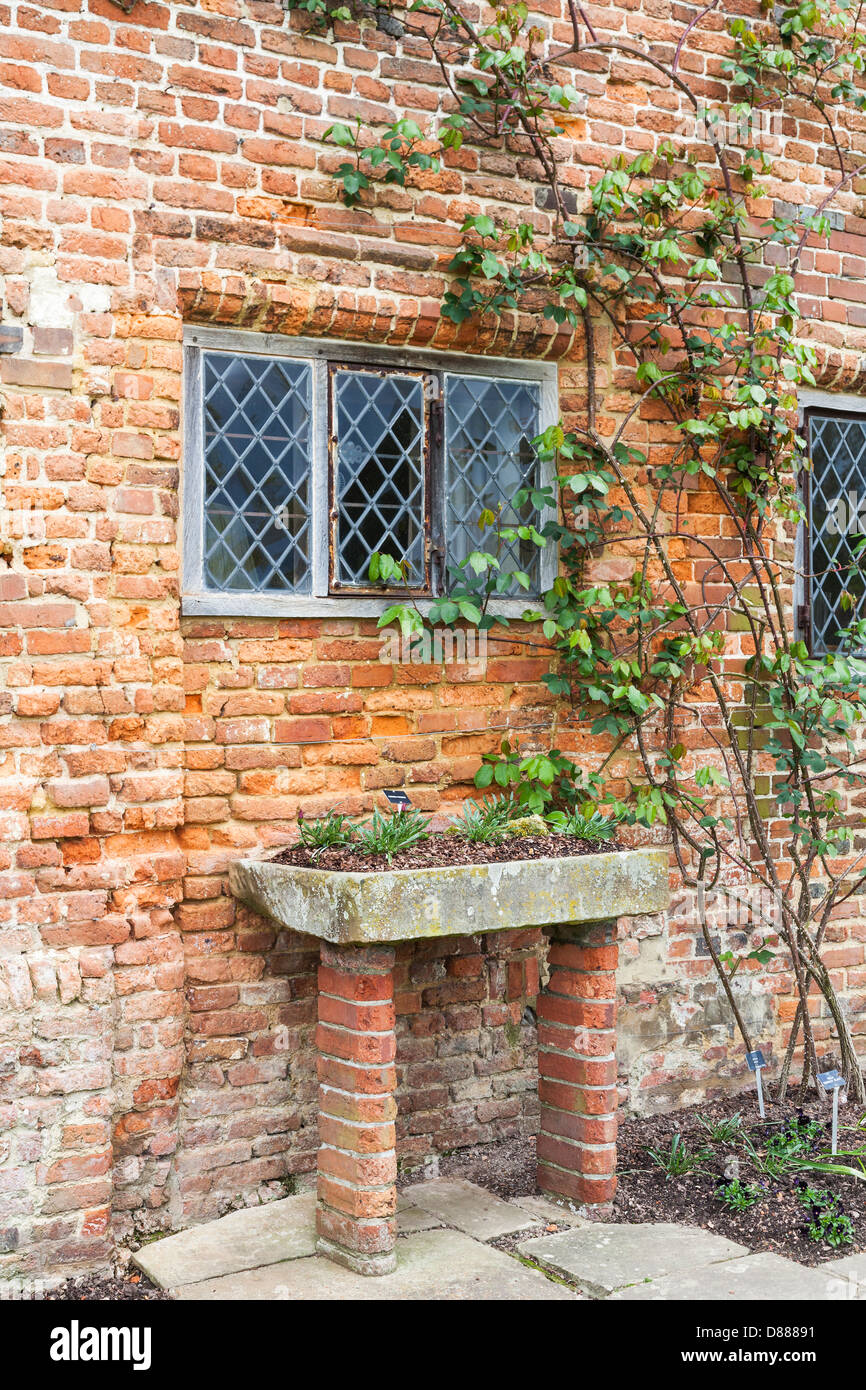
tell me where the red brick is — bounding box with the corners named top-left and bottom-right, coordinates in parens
top-left (1, 357), bottom-right (73, 390)
top-left (315, 1023), bottom-right (397, 1067)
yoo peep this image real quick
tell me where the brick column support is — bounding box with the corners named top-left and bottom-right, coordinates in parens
top-left (536, 919), bottom-right (619, 1207)
top-left (315, 942), bottom-right (398, 1276)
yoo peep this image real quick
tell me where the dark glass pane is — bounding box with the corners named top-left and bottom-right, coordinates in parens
top-left (445, 376), bottom-right (542, 594)
top-left (202, 352), bottom-right (312, 594)
top-left (809, 413), bottom-right (866, 653)
top-left (332, 371), bottom-right (426, 587)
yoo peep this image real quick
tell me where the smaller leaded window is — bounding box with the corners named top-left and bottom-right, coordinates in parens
top-left (331, 367), bottom-right (429, 590)
top-left (806, 410), bottom-right (866, 654)
top-left (203, 353), bottom-right (313, 593)
top-left (446, 375), bottom-right (542, 589)
top-left (184, 332), bottom-right (556, 611)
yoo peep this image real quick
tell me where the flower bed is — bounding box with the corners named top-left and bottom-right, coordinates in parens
top-left (271, 831), bottom-right (619, 873)
top-left (405, 1096), bottom-right (866, 1266)
top-left (611, 1095), bottom-right (866, 1266)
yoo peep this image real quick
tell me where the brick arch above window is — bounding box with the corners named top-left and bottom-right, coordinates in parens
top-left (176, 270), bottom-right (576, 364)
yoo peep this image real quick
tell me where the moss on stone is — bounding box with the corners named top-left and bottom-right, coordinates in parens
top-left (502, 815), bottom-right (550, 838)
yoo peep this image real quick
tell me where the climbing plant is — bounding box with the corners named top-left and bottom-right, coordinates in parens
top-left (286, 0), bottom-right (866, 1104)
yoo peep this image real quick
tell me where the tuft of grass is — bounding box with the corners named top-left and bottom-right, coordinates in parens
top-left (546, 807), bottom-right (622, 841)
top-left (449, 795), bottom-right (521, 843)
top-left (698, 1111), bottom-right (743, 1143)
top-left (354, 806), bottom-right (430, 862)
top-left (646, 1133), bottom-right (711, 1179)
top-left (297, 808), bottom-right (354, 856)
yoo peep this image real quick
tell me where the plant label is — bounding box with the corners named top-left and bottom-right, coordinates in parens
top-left (383, 790), bottom-right (412, 809)
top-left (817, 1069), bottom-right (844, 1091)
top-left (817, 1070), bottom-right (845, 1154)
top-left (746, 1049), bottom-right (767, 1116)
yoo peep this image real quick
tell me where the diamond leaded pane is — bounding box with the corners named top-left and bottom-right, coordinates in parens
top-left (810, 413), bottom-right (866, 653)
top-left (332, 370), bottom-right (427, 588)
top-left (445, 376), bottom-right (542, 594)
top-left (203, 352), bottom-right (312, 593)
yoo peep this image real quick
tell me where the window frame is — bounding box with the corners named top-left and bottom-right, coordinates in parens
top-left (797, 388), bottom-right (866, 654)
top-left (182, 326), bottom-right (559, 618)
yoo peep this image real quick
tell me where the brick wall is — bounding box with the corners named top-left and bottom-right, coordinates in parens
top-left (1, 0), bottom-right (865, 1277)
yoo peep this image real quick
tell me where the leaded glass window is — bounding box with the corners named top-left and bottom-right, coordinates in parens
top-left (445, 376), bottom-right (542, 593)
top-left (808, 412), bottom-right (866, 654)
top-left (203, 353), bottom-right (312, 593)
top-left (331, 368), bottom-right (428, 590)
top-left (184, 332), bottom-right (555, 611)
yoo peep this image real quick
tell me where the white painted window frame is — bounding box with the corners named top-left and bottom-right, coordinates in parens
top-left (182, 325), bottom-right (560, 619)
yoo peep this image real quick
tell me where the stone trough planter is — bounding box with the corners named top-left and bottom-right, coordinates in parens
top-left (229, 846), bottom-right (669, 1276)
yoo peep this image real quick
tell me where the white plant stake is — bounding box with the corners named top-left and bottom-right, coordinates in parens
top-left (746, 1049), bottom-right (767, 1118)
top-left (817, 1070), bottom-right (845, 1154)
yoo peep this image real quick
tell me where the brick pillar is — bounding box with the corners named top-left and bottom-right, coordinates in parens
top-left (536, 920), bottom-right (618, 1206)
top-left (315, 942), bottom-right (398, 1276)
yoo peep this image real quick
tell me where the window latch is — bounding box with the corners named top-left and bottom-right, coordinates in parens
top-left (429, 396), bottom-right (444, 452)
top-left (430, 540), bottom-right (446, 593)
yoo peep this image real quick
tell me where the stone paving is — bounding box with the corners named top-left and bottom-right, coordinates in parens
top-left (132, 1180), bottom-right (866, 1301)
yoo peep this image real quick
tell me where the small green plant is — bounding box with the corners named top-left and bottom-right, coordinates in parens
top-left (740, 1115), bottom-right (825, 1176)
top-left (646, 1134), bottom-right (711, 1179)
top-left (354, 807), bottom-right (430, 862)
top-left (698, 1112), bottom-right (743, 1143)
top-left (765, 1116), bottom-right (824, 1160)
top-left (449, 795), bottom-right (522, 843)
top-left (715, 1179), bottom-right (762, 1212)
top-left (297, 809), bottom-right (354, 855)
top-left (546, 807), bottom-right (622, 841)
top-left (797, 1186), bottom-right (854, 1249)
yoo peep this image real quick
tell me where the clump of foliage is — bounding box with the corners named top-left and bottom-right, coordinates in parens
top-left (546, 807), bottom-right (622, 841)
top-left (354, 806), bottom-right (430, 862)
top-left (715, 1179), bottom-right (763, 1212)
top-left (698, 1111), bottom-right (744, 1144)
top-left (765, 1115), bottom-right (825, 1161)
top-left (740, 1121), bottom-right (819, 1178)
top-left (297, 809), bottom-right (355, 856)
top-left (646, 1134), bottom-right (711, 1179)
top-left (798, 1185), bottom-right (855, 1248)
top-left (285, 0), bottom-right (866, 1104)
top-left (449, 795), bottom-right (523, 843)
top-left (475, 735), bottom-right (581, 817)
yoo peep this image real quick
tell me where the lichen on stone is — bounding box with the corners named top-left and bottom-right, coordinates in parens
top-left (501, 815), bottom-right (550, 838)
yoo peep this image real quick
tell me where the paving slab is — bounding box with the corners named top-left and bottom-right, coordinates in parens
top-left (510, 1194), bottom-right (587, 1228)
top-left (173, 1227), bottom-right (580, 1300)
top-left (519, 1222), bottom-right (747, 1298)
top-left (611, 1251), bottom-right (844, 1301)
top-left (403, 1179), bottom-right (535, 1240)
top-left (818, 1252), bottom-right (866, 1293)
top-left (396, 1204), bottom-right (444, 1234)
top-left (133, 1193), bottom-right (317, 1289)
